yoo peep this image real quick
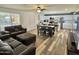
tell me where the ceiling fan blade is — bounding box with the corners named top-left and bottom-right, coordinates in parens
top-left (41, 9), bottom-right (46, 11)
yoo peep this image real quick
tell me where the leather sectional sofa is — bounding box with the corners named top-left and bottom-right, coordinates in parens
top-left (0, 25), bottom-right (36, 55)
top-left (4, 25), bottom-right (36, 45)
top-left (0, 33), bottom-right (36, 55)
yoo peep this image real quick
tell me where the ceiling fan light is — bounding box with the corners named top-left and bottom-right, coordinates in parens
top-left (37, 9), bottom-right (41, 13)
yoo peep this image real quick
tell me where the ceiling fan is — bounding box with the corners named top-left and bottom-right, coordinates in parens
top-left (33, 4), bottom-right (46, 13)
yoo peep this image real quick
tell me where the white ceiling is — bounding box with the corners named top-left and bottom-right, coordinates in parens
top-left (0, 4), bottom-right (79, 11)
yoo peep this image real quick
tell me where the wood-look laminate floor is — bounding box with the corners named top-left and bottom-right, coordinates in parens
top-left (28, 29), bottom-right (70, 55)
top-left (28, 29), bottom-right (48, 47)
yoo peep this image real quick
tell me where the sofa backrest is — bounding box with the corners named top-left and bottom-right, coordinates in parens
top-left (5, 25), bottom-right (19, 32)
top-left (5, 25), bottom-right (26, 32)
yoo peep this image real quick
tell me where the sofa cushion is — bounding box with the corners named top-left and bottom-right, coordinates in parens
top-left (0, 39), bottom-right (14, 55)
top-left (16, 33), bottom-right (36, 45)
top-left (14, 44), bottom-right (27, 54)
top-left (5, 26), bottom-right (15, 32)
top-left (17, 33), bottom-right (36, 40)
top-left (15, 25), bottom-right (23, 30)
top-left (9, 40), bottom-right (21, 49)
top-left (4, 38), bottom-right (21, 49)
top-left (4, 38), bottom-right (15, 43)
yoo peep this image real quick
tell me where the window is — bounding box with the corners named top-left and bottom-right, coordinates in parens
top-left (0, 12), bottom-right (20, 31)
top-left (43, 14), bottom-right (79, 30)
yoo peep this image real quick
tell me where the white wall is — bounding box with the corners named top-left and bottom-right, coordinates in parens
top-left (0, 7), bottom-right (38, 31)
top-left (20, 12), bottom-right (38, 31)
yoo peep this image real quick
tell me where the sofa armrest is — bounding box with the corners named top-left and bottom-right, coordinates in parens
top-left (22, 28), bottom-right (27, 32)
top-left (0, 40), bottom-right (14, 55)
top-left (0, 32), bottom-right (10, 40)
